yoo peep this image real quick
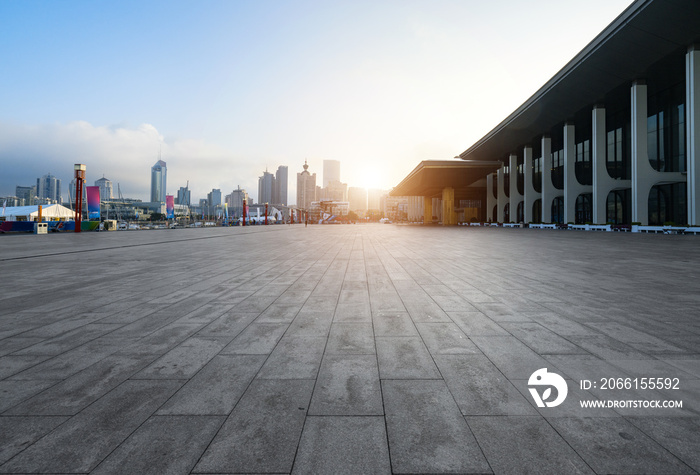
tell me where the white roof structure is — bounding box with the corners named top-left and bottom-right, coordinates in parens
top-left (2, 204), bottom-right (75, 221)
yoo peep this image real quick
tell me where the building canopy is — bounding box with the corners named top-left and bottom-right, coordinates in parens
top-left (390, 160), bottom-right (502, 198)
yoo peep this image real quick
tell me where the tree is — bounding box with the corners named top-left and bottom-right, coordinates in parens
top-left (347, 210), bottom-right (359, 221)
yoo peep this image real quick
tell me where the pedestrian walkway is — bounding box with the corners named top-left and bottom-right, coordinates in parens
top-left (0, 224), bottom-right (698, 474)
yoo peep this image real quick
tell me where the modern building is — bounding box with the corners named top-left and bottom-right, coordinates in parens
top-left (95, 177), bottom-right (113, 201)
top-left (36, 173), bottom-right (61, 203)
top-left (320, 180), bottom-right (348, 202)
top-left (348, 187), bottom-right (368, 212)
top-left (150, 160), bottom-right (167, 203)
top-left (392, 0), bottom-right (700, 227)
top-left (367, 188), bottom-right (384, 211)
top-left (176, 186), bottom-right (190, 206)
top-left (15, 185), bottom-right (36, 206)
top-left (69, 178), bottom-right (87, 206)
top-left (258, 170), bottom-right (275, 204)
top-left (207, 189), bottom-right (222, 207)
top-left (323, 160), bottom-right (340, 188)
top-left (225, 186), bottom-right (249, 216)
top-left (273, 166), bottom-right (288, 205)
top-left (297, 160), bottom-right (317, 211)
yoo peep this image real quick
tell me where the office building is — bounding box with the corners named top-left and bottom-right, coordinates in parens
top-left (176, 186), bottom-right (190, 206)
top-left (258, 170), bottom-right (275, 204)
top-left (274, 165), bottom-right (288, 205)
top-left (208, 189), bottom-right (222, 207)
top-left (150, 160), bottom-right (167, 203)
top-left (297, 160), bottom-right (317, 210)
top-left (15, 185), bottom-right (36, 206)
top-left (36, 173), bottom-right (61, 203)
top-left (225, 186), bottom-right (249, 216)
top-left (323, 160), bottom-right (340, 188)
top-left (367, 188), bottom-right (384, 211)
top-left (321, 180), bottom-right (348, 202)
top-left (392, 0), bottom-right (700, 227)
top-left (95, 177), bottom-right (113, 201)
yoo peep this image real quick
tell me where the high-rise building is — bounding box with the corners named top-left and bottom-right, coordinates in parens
top-left (225, 186), bottom-right (249, 216)
top-left (15, 185), bottom-right (37, 206)
top-left (321, 180), bottom-right (348, 202)
top-left (258, 170), bottom-right (275, 204)
top-left (176, 186), bottom-right (190, 206)
top-left (95, 177), bottom-right (113, 201)
top-left (208, 189), bottom-right (222, 207)
top-left (150, 160), bottom-right (167, 203)
top-left (323, 160), bottom-right (340, 188)
top-left (69, 178), bottom-right (87, 205)
top-left (36, 173), bottom-right (61, 203)
top-left (274, 165), bottom-right (288, 205)
top-left (297, 160), bottom-right (317, 210)
top-left (348, 187), bottom-right (368, 212)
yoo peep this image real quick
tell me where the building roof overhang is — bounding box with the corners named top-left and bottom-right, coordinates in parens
top-left (390, 160), bottom-right (502, 198)
top-left (457, 0), bottom-right (700, 162)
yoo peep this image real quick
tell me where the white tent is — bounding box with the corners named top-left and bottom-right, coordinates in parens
top-left (1, 204), bottom-right (75, 221)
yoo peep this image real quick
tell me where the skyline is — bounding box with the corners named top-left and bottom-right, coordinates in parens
top-left (0, 0), bottom-right (634, 203)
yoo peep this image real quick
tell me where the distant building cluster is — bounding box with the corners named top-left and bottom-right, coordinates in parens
top-left (2, 155), bottom-right (403, 223)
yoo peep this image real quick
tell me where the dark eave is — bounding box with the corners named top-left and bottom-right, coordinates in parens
top-left (390, 160), bottom-right (502, 198)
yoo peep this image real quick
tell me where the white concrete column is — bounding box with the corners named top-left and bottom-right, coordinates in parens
top-left (541, 136), bottom-right (553, 222)
top-left (631, 81), bottom-right (651, 224)
top-left (486, 173), bottom-right (496, 222)
top-left (523, 146), bottom-right (540, 223)
top-left (497, 166), bottom-right (506, 223)
top-left (563, 123), bottom-right (576, 223)
top-left (509, 154), bottom-right (522, 222)
top-left (592, 106), bottom-right (608, 223)
top-left (687, 46), bottom-right (700, 226)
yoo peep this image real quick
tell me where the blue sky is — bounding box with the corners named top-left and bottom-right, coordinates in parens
top-left (0, 0), bottom-right (634, 203)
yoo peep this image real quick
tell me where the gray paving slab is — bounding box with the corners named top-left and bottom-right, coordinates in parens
top-left (467, 416), bottom-right (594, 474)
top-left (382, 379), bottom-right (490, 474)
top-left (0, 380), bottom-right (182, 473)
top-left (293, 416), bottom-right (391, 474)
top-left (375, 336), bottom-right (440, 379)
top-left (193, 379), bottom-right (314, 474)
top-left (91, 415), bottom-right (224, 475)
top-left (156, 354), bottom-right (265, 415)
top-left (309, 354), bottom-right (383, 415)
top-left (2, 225), bottom-right (700, 474)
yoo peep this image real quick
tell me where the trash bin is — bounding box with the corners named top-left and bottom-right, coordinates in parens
top-left (34, 222), bottom-right (48, 234)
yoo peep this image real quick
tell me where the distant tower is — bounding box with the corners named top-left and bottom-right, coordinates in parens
top-left (258, 169), bottom-right (275, 204)
top-left (36, 173), bottom-right (61, 203)
top-left (151, 160), bottom-right (167, 203)
top-left (297, 160), bottom-right (316, 210)
top-left (95, 176), bottom-right (113, 201)
top-left (274, 165), bottom-right (288, 205)
top-left (323, 160), bottom-right (340, 188)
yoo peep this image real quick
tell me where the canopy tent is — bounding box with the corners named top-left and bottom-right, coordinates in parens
top-left (1, 204), bottom-right (75, 221)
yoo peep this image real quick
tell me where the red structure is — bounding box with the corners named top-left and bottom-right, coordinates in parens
top-left (264, 203), bottom-right (268, 225)
top-left (74, 164), bottom-right (86, 233)
top-left (242, 199), bottom-right (247, 226)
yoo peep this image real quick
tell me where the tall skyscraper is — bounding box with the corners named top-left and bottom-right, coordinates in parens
top-left (176, 186), bottom-right (190, 206)
top-left (297, 160), bottom-right (316, 210)
top-left (36, 173), bottom-right (61, 203)
top-left (150, 160), bottom-right (167, 203)
top-left (208, 189), bottom-right (222, 207)
top-left (225, 186), bottom-right (249, 216)
top-left (15, 185), bottom-right (36, 206)
top-left (95, 177), bottom-right (113, 201)
top-left (323, 160), bottom-right (340, 188)
top-left (274, 165), bottom-right (288, 205)
top-left (258, 170), bottom-right (275, 204)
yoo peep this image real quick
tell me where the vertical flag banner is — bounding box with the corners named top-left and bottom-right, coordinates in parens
top-left (166, 195), bottom-right (175, 219)
top-left (86, 186), bottom-right (101, 220)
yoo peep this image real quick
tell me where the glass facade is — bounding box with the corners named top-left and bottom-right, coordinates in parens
top-left (575, 193), bottom-right (592, 224)
top-left (648, 183), bottom-right (687, 225)
top-left (606, 110), bottom-right (629, 179)
top-left (532, 199), bottom-right (541, 223)
top-left (516, 158), bottom-right (524, 196)
top-left (575, 139), bottom-right (592, 185)
top-left (551, 149), bottom-right (564, 190)
top-left (606, 189), bottom-right (630, 224)
top-left (551, 196), bottom-right (564, 224)
top-left (533, 157), bottom-right (542, 193)
top-left (503, 166), bottom-right (510, 198)
top-left (647, 82), bottom-right (686, 173)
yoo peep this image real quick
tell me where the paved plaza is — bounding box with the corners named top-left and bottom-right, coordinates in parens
top-left (0, 224), bottom-right (699, 474)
